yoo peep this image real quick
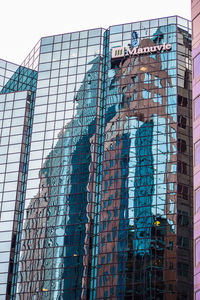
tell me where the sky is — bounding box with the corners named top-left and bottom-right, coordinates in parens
top-left (0, 0), bottom-right (191, 65)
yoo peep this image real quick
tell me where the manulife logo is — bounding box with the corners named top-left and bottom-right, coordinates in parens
top-left (112, 43), bottom-right (172, 59)
top-left (114, 48), bottom-right (124, 57)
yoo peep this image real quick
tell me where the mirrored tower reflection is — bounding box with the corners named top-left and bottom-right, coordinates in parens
top-left (0, 16), bottom-right (193, 300)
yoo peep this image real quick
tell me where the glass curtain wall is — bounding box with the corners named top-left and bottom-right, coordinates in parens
top-left (0, 16), bottom-right (192, 300)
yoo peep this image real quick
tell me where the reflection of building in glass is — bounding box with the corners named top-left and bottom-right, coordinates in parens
top-left (0, 62), bottom-right (37, 298)
top-left (84, 34), bottom-right (192, 299)
top-left (192, 1), bottom-right (200, 298)
top-left (17, 57), bottom-right (101, 300)
top-left (0, 17), bottom-right (193, 300)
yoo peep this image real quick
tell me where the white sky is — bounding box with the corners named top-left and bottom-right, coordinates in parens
top-left (0, 0), bottom-right (191, 65)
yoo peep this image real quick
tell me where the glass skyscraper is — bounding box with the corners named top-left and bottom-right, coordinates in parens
top-left (0, 16), bottom-right (193, 299)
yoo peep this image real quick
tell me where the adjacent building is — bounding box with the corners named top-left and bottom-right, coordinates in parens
top-left (0, 16), bottom-right (193, 299)
top-left (192, 0), bottom-right (200, 299)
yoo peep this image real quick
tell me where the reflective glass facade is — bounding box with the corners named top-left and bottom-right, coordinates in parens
top-left (192, 0), bottom-right (200, 298)
top-left (0, 16), bottom-right (193, 300)
top-left (0, 60), bottom-right (18, 90)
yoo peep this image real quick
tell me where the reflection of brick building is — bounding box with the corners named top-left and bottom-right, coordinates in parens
top-left (0, 17), bottom-right (193, 300)
top-left (17, 124), bottom-right (70, 298)
top-left (83, 36), bottom-right (193, 299)
top-left (17, 159), bottom-right (50, 298)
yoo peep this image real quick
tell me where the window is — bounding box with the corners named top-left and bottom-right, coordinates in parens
top-left (193, 14), bottom-right (200, 38)
top-left (178, 236), bottom-right (189, 248)
top-left (178, 115), bottom-right (186, 129)
top-left (194, 96), bottom-right (200, 120)
top-left (196, 290), bottom-right (200, 300)
top-left (195, 188), bottom-right (200, 212)
top-left (169, 262), bottom-right (174, 270)
top-left (178, 95), bottom-right (187, 107)
top-left (195, 140), bottom-right (200, 166)
top-left (177, 294), bottom-right (187, 300)
top-left (196, 238), bottom-right (200, 265)
top-left (177, 161), bottom-right (187, 174)
top-left (169, 284), bottom-right (173, 293)
top-left (178, 139), bottom-right (186, 153)
top-left (178, 262), bottom-right (189, 277)
top-left (178, 211), bottom-right (189, 226)
top-left (177, 184), bottom-right (189, 200)
top-left (194, 53), bottom-right (200, 78)
top-left (168, 241), bottom-right (173, 251)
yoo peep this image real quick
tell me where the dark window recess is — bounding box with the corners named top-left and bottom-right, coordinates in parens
top-left (177, 184), bottom-right (189, 200)
top-left (177, 262), bottom-right (189, 277)
top-left (169, 262), bottom-right (174, 270)
top-left (178, 211), bottom-right (189, 226)
top-left (178, 115), bottom-right (187, 129)
top-left (177, 160), bottom-right (187, 174)
top-left (167, 241), bottom-right (173, 251)
top-left (178, 139), bottom-right (187, 153)
top-left (177, 295), bottom-right (187, 300)
top-left (184, 69), bottom-right (189, 89)
top-left (178, 95), bottom-right (188, 107)
top-left (169, 284), bottom-right (173, 293)
top-left (178, 236), bottom-right (189, 248)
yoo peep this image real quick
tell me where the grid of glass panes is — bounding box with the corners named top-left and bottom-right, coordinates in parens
top-left (15, 28), bottom-right (105, 299)
top-left (0, 60), bottom-right (18, 90)
top-left (88, 16), bottom-right (192, 299)
top-left (0, 16), bottom-right (192, 300)
top-left (177, 16), bottom-right (193, 299)
top-left (21, 40), bottom-right (41, 71)
top-left (0, 91), bottom-right (29, 298)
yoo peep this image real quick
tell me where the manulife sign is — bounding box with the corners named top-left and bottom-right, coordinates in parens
top-left (112, 43), bottom-right (172, 59)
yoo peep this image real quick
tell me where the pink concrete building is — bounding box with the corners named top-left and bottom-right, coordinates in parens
top-left (192, 0), bottom-right (200, 298)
